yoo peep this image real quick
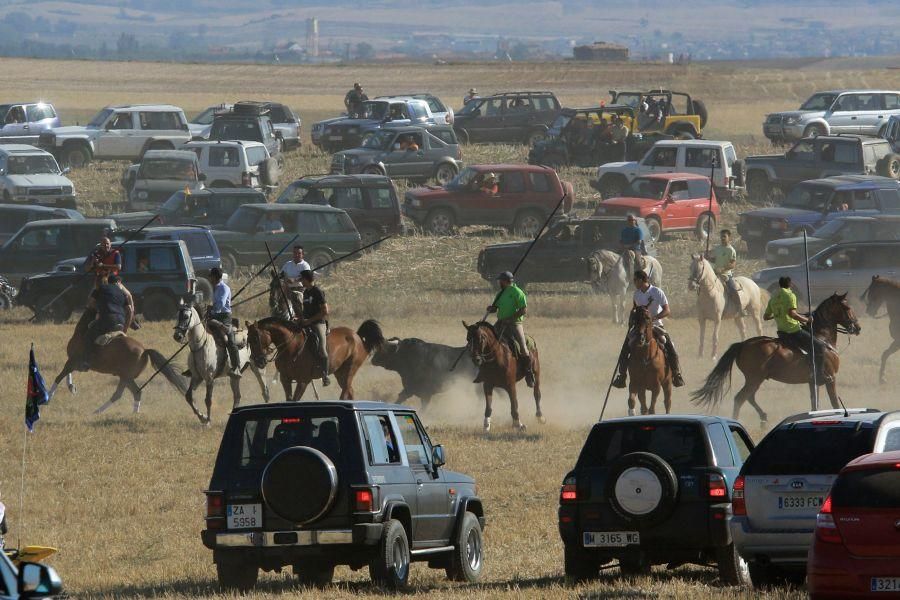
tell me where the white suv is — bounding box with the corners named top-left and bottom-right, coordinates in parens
top-left (38, 104), bottom-right (191, 168)
top-left (184, 140), bottom-right (280, 193)
top-left (764, 90), bottom-right (900, 143)
top-left (0, 144), bottom-right (76, 208)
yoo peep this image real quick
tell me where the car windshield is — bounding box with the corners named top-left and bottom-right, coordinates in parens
top-left (87, 108), bottom-right (114, 128)
top-left (6, 155), bottom-right (60, 175)
top-left (224, 207), bottom-right (262, 233)
top-left (276, 183), bottom-right (313, 204)
top-left (783, 185), bottom-right (831, 210)
top-left (614, 93), bottom-right (642, 108)
top-left (361, 130), bottom-right (393, 150)
top-left (742, 424), bottom-right (875, 476)
top-left (800, 93), bottom-right (838, 111)
top-left (457, 99), bottom-right (484, 116)
top-left (812, 219), bottom-right (849, 238)
top-left (355, 101), bottom-right (389, 120)
top-left (446, 166), bottom-right (479, 190)
top-left (577, 422), bottom-right (708, 469)
top-left (138, 159), bottom-right (196, 181)
top-left (624, 178), bottom-right (667, 200)
top-left (191, 107), bottom-right (217, 125)
top-left (210, 120), bottom-right (262, 142)
top-left (229, 413), bottom-right (346, 468)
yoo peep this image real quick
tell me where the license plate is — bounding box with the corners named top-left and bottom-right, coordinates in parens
top-left (778, 495), bottom-right (823, 510)
top-left (227, 503), bottom-right (261, 529)
top-left (583, 531), bottom-right (640, 547)
top-left (872, 578), bottom-right (900, 592)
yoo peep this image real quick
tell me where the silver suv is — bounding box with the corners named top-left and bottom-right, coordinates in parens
top-left (0, 145), bottom-right (76, 208)
top-left (731, 408), bottom-right (900, 588)
top-left (0, 102), bottom-right (60, 144)
top-left (38, 104), bottom-right (191, 168)
top-left (764, 90), bottom-right (900, 143)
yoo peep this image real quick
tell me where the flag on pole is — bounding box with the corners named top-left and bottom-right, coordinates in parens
top-left (25, 345), bottom-right (49, 432)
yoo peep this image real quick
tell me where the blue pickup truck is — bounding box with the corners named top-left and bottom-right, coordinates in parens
top-left (737, 175), bottom-right (900, 256)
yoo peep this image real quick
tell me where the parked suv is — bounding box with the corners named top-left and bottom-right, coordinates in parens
top-left (763, 90), bottom-right (900, 143)
top-left (0, 218), bottom-right (115, 281)
top-left (184, 140), bottom-right (279, 193)
top-left (312, 98), bottom-right (434, 152)
top-left (738, 176), bottom-right (900, 256)
top-left (200, 401), bottom-right (485, 591)
top-left (559, 415), bottom-right (754, 584)
top-left (0, 145), bottom-right (76, 208)
top-left (765, 215), bottom-right (900, 266)
top-left (208, 103), bottom-right (281, 161)
top-left (377, 93), bottom-right (453, 125)
top-left (0, 204), bottom-right (82, 245)
top-left (744, 135), bottom-right (897, 200)
top-left (276, 174), bottom-right (402, 244)
top-left (0, 102), bottom-right (60, 145)
top-left (330, 126), bottom-right (461, 185)
top-left (404, 164), bottom-right (573, 236)
top-left (188, 103), bottom-right (231, 139)
top-left (731, 408), bottom-right (900, 588)
top-left (109, 188), bottom-right (269, 230)
top-left (123, 150), bottom-right (205, 211)
top-left (38, 104), bottom-right (191, 168)
top-left (453, 91), bottom-right (561, 145)
top-left (259, 101), bottom-right (302, 151)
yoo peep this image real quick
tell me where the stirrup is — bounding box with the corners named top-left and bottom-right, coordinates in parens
top-left (612, 373), bottom-right (627, 389)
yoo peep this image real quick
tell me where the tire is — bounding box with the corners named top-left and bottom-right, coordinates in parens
top-left (598, 175), bottom-right (628, 200)
top-left (434, 162), bottom-right (458, 186)
top-left (619, 553), bottom-right (651, 577)
top-left (645, 217), bottom-right (662, 243)
top-left (34, 293), bottom-right (71, 323)
top-left (307, 250), bottom-right (333, 274)
top-left (445, 512), bottom-right (484, 583)
top-left (746, 171), bottom-right (771, 201)
top-left (803, 124), bottom-right (826, 138)
top-left (0, 292), bottom-right (12, 310)
top-left (695, 213), bottom-right (716, 242)
top-left (220, 251), bottom-right (238, 275)
top-left (604, 452), bottom-right (678, 527)
top-left (194, 277), bottom-right (214, 305)
top-left (294, 561), bottom-right (334, 588)
top-left (142, 292), bottom-right (177, 322)
top-left (456, 128), bottom-right (470, 145)
top-left (525, 129), bottom-right (548, 146)
top-left (63, 144), bottom-right (91, 169)
top-left (563, 545), bottom-right (597, 583)
top-left (369, 519), bottom-right (411, 590)
top-left (363, 165), bottom-right (384, 176)
top-left (262, 446), bottom-right (338, 524)
top-left (692, 99), bottom-right (709, 128)
top-left (748, 561), bottom-right (778, 589)
top-left (716, 543), bottom-right (750, 586)
top-left (513, 210), bottom-right (544, 237)
top-left (876, 152), bottom-right (900, 179)
top-left (216, 559), bottom-right (258, 592)
top-left (425, 208), bottom-right (456, 236)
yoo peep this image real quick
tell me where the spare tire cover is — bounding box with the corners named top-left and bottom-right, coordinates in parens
top-left (605, 452), bottom-right (678, 526)
top-left (261, 157), bottom-right (281, 187)
top-left (262, 446), bottom-right (337, 524)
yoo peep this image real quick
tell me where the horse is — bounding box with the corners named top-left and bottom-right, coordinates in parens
top-left (589, 249), bottom-right (663, 324)
top-left (47, 308), bottom-right (187, 414)
top-left (173, 303), bottom-right (270, 424)
top-left (626, 303), bottom-right (672, 415)
top-left (246, 317), bottom-right (384, 401)
top-left (862, 275), bottom-right (900, 384)
top-left (688, 254), bottom-right (765, 360)
top-left (463, 321), bottom-right (543, 432)
top-left (691, 293), bottom-right (861, 425)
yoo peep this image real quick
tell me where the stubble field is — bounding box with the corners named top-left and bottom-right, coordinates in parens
top-left (0, 57), bottom-right (898, 599)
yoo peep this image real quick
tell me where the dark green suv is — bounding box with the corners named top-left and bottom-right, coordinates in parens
top-left (453, 91), bottom-right (561, 145)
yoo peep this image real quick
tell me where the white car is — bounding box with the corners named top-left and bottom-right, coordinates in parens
top-left (0, 144), bottom-right (76, 208)
top-left (184, 140), bottom-right (280, 193)
top-left (764, 90), bottom-right (900, 143)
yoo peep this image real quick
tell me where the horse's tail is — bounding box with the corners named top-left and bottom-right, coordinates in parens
top-left (144, 349), bottom-right (188, 395)
top-left (690, 341), bottom-right (744, 410)
top-left (356, 320), bottom-right (385, 354)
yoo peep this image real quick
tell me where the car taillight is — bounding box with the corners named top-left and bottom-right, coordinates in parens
top-left (815, 495), bottom-right (843, 544)
top-left (560, 476), bottom-right (577, 503)
top-left (242, 171), bottom-right (251, 186)
top-left (206, 491), bottom-right (225, 529)
top-left (707, 473), bottom-right (728, 499)
top-left (355, 488), bottom-right (374, 512)
top-left (732, 476), bottom-right (746, 516)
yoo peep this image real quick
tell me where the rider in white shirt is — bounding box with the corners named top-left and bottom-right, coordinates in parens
top-left (281, 245), bottom-right (311, 316)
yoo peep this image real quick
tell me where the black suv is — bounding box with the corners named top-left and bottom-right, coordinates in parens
top-left (201, 402), bottom-right (485, 591)
top-left (453, 91), bottom-right (561, 145)
top-left (209, 102), bottom-right (282, 161)
top-left (109, 188), bottom-right (268, 230)
top-left (0, 217), bottom-right (115, 281)
top-left (558, 415), bottom-right (754, 584)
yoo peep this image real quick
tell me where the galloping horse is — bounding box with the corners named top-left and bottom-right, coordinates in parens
top-left (688, 254), bottom-right (765, 360)
top-left (463, 321), bottom-right (543, 431)
top-left (589, 249), bottom-right (663, 324)
top-left (626, 304), bottom-right (672, 415)
top-left (48, 308), bottom-right (187, 414)
top-left (173, 303), bottom-right (270, 424)
top-left (247, 317), bottom-right (384, 401)
top-left (691, 293), bottom-right (861, 425)
top-left (862, 275), bottom-right (900, 383)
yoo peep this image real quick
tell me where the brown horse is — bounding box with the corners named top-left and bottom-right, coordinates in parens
top-left (47, 309), bottom-right (188, 414)
top-left (463, 321), bottom-right (543, 432)
top-left (691, 293), bottom-right (861, 425)
top-left (626, 304), bottom-right (673, 415)
top-left (246, 317), bottom-right (384, 401)
top-left (862, 275), bottom-right (900, 384)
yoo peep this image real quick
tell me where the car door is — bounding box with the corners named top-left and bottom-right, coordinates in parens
top-left (380, 132), bottom-right (415, 178)
top-left (95, 111), bottom-right (137, 158)
top-left (827, 94), bottom-right (859, 134)
top-left (502, 95), bottom-right (533, 141)
top-left (851, 93), bottom-right (885, 135)
top-left (660, 180), bottom-right (692, 229)
top-left (809, 245), bottom-right (862, 303)
top-left (0, 104), bottom-right (27, 141)
top-left (776, 140), bottom-right (818, 184)
top-left (469, 98), bottom-right (504, 142)
top-left (138, 111), bottom-right (180, 155)
top-left (641, 146), bottom-right (677, 175)
top-left (0, 224), bottom-right (65, 278)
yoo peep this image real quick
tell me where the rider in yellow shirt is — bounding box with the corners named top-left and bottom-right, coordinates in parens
top-left (764, 276), bottom-right (831, 383)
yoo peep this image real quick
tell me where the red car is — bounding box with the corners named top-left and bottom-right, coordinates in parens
top-left (592, 173), bottom-right (719, 242)
top-left (403, 164), bottom-right (574, 236)
top-left (807, 451), bottom-right (900, 600)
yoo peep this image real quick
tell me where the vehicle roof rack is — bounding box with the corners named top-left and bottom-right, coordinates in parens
top-left (780, 407), bottom-right (880, 426)
top-left (232, 101), bottom-right (271, 116)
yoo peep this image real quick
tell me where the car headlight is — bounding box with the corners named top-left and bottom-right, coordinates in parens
top-left (63, 186), bottom-right (73, 195)
top-left (14, 186), bottom-right (28, 195)
top-left (137, 191), bottom-right (148, 199)
top-left (784, 116), bottom-right (801, 125)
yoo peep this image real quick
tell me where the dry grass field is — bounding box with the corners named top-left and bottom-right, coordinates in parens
top-left (0, 57), bottom-right (898, 599)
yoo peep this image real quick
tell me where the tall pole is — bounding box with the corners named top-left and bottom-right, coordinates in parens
top-left (803, 230), bottom-right (818, 410)
top-left (266, 242), bottom-right (294, 319)
top-left (704, 157), bottom-right (716, 257)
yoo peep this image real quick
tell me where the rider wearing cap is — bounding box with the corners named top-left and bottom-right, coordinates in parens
top-left (207, 267), bottom-right (242, 378)
top-left (487, 271), bottom-right (534, 386)
top-left (299, 269), bottom-right (330, 387)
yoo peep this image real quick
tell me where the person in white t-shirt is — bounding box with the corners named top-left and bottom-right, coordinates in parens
top-left (280, 245), bottom-right (311, 315)
top-left (612, 269), bottom-right (684, 389)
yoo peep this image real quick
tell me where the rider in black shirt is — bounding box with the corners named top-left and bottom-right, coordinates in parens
top-left (81, 274), bottom-right (133, 370)
top-left (299, 269), bottom-right (330, 387)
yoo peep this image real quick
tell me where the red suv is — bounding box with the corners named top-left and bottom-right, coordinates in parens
top-left (807, 451), bottom-right (900, 599)
top-left (403, 164), bottom-right (574, 236)
top-left (592, 173), bottom-right (719, 242)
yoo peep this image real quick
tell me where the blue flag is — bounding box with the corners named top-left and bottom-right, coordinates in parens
top-left (25, 345), bottom-right (49, 432)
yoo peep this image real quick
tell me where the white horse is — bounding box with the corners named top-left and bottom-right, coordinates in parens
top-left (687, 254), bottom-right (766, 360)
top-left (173, 303), bottom-right (269, 424)
top-left (589, 249), bottom-right (663, 324)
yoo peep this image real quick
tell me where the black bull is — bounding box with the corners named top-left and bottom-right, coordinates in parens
top-left (371, 337), bottom-right (478, 408)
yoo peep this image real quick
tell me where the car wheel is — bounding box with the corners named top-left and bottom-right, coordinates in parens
top-left (563, 545), bottom-right (597, 583)
top-left (216, 558), bottom-right (258, 592)
top-left (445, 512), bottom-right (484, 583)
top-left (194, 277), bottom-right (214, 305)
top-left (695, 213), bottom-right (716, 242)
top-left (746, 171), bottom-right (771, 201)
top-left (307, 250), bottom-right (334, 274)
top-left (525, 129), bottom-right (548, 146)
top-left (876, 152), bottom-right (900, 180)
top-left (142, 292), bottom-right (177, 322)
top-left (0, 292), bottom-right (11, 310)
top-left (605, 452), bottom-right (678, 527)
top-left (220, 251), bottom-right (238, 275)
top-left (294, 561), bottom-right (334, 588)
top-left (513, 210), bottom-right (544, 237)
top-left (803, 124), bottom-right (826, 138)
top-left (425, 209), bottom-right (456, 236)
top-left (456, 128), bottom-right (470, 145)
top-left (63, 144), bottom-right (91, 169)
top-left (434, 163), bottom-right (458, 186)
top-left (598, 175), bottom-right (628, 200)
top-left (369, 519), bottom-right (410, 590)
top-left (35, 293), bottom-right (72, 323)
top-left (645, 217), bottom-right (662, 243)
top-left (716, 543), bottom-right (750, 586)
top-left (619, 553), bottom-right (651, 577)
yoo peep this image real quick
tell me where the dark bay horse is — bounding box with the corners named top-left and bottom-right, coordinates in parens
top-left (691, 293), bottom-right (861, 425)
top-left (246, 317), bottom-right (384, 401)
top-left (627, 304), bottom-right (672, 415)
top-left (862, 275), bottom-right (900, 384)
top-left (48, 308), bottom-right (187, 414)
top-left (463, 321), bottom-right (543, 431)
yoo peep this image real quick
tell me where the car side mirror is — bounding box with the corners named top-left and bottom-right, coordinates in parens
top-left (18, 562), bottom-right (63, 599)
top-left (61, 167), bottom-right (70, 175)
top-left (432, 444), bottom-right (446, 468)
top-left (825, 258), bottom-right (833, 269)
top-left (181, 123), bottom-right (189, 131)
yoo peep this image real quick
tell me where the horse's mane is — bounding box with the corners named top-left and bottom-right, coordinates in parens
top-left (256, 315), bottom-right (304, 332)
top-left (473, 320), bottom-right (497, 334)
top-left (872, 276), bottom-right (900, 291)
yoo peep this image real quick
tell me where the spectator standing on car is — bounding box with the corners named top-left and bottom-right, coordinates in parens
top-left (619, 215), bottom-right (646, 255)
top-left (709, 229), bottom-right (741, 315)
top-left (764, 276), bottom-right (831, 383)
top-left (207, 267), bottom-right (242, 378)
top-left (344, 83), bottom-right (368, 116)
top-left (281, 245), bottom-right (311, 316)
top-left (80, 273), bottom-right (132, 371)
top-left (464, 88), bottom-right (478, 104)
top-left (610, 114), bottom-right (629, 159)
top-left (487, 271), bottom-right (534, 386)
top-left (299, 269), bottom-right (330, 387)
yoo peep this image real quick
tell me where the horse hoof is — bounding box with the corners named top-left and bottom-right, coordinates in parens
top-left (536, 414), bottom-right (546, 424)
top-left (68, 385), bottom-right (77, 395)
top-left (627, 408), bottom-right (635, 417)
top-left (132, 402), bottom-right (141, 414)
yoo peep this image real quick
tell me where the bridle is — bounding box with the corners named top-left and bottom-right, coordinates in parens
top-left (174, 305), bottom-right (210, 353)
top-left (467, 324), bottom-right (497, 367)
top-left (688, 256), bottom-right (718, 293)
top-left (812, 295), bottom-right (861, 337)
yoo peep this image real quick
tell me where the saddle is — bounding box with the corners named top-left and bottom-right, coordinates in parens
top-left (94, 331), bottom-right (125, 346)
top-left (206, 320), bottom-right (247, 349)
top-left (497, 328), bottom-right (536, 358)
top-left (776, 332), bottom-right (808, 355)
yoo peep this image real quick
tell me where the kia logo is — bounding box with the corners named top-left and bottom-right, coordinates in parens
top-left (790, 480), bottom-right (804, 489)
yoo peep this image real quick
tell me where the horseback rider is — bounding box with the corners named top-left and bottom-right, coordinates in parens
top-left (207, 267), bottom-right (242, 378)
top-left (764, 276), bottom-right (832, 383)
top-left (80, 273), bottom-right (133, 371)
top-left (486, 271), bottom-right (534, 386)
top-left (619, 214), bottom-right (646, 256)
top-left (709, 229), bottom-right (740, 315)
top-left (280, 245), bottom-right (311, 317)
top-left (299, 269), bottom-right (331, 387)
top-left (613, 270), bottom-right (685, 388)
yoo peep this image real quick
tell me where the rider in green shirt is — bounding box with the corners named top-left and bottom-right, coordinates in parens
top-left (487, 271), bottom-right (534, 386)
top-left (709, 229), bottom-right (741, 315)
top-left (764, 276), bottom-right (831, 383)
